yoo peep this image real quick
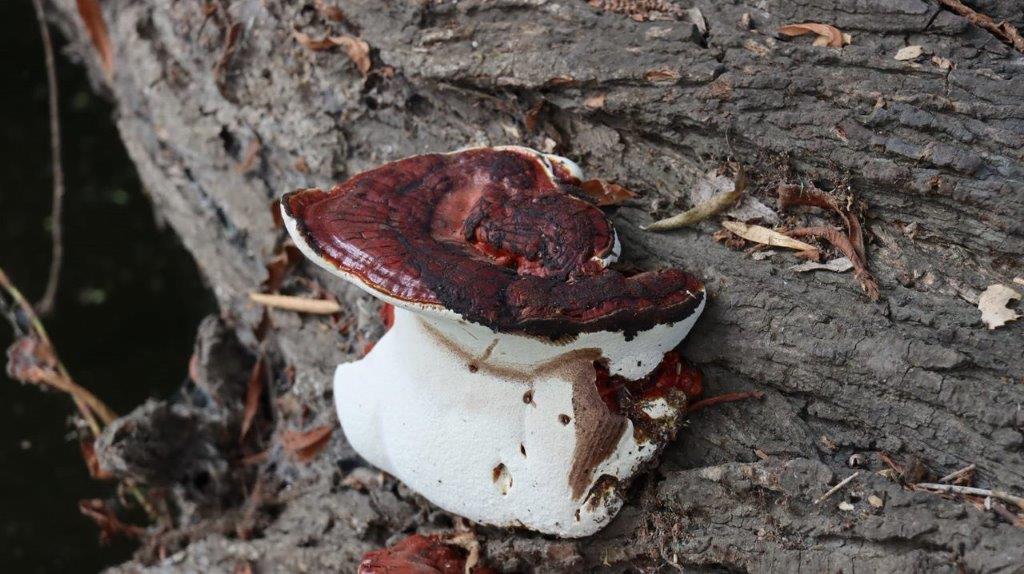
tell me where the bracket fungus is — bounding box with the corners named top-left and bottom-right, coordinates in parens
top-left (281, 146), bottom-right (705, 537)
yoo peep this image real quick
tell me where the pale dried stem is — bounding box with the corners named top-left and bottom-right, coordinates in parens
top-left (30, 0), bottom-right (66, 315)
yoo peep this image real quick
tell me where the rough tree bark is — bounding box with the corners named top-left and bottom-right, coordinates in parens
top-left (47, 0), bottom-right (1023, 572)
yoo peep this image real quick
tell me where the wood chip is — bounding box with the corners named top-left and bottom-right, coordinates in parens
top-left (721, 221), bottom-right (817, 251)
top-left (579, 180), bottom-right (636, 206)
top-left (868, 494), bottom-right (885, 508)
top-left (249, 292), bottom-right (342, 314)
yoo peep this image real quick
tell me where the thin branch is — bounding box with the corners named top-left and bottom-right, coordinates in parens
top-left (939, 463), bottom-right (976, 483)
top-left (249, 292), bottom-right (342, 314)
top-left (814, 471), bottom-right (860, 505)
top-left (0, 267), bottom-right (115, 435)
top-left (937, 0), bottom-right (1024, 54)
top-left (31, 0), bottom-right (66, 315)
top-left (914, 482), bottom-right (1024, 510)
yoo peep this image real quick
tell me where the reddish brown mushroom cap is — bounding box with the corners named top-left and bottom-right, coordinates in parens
top-left (282, 147), bottom-right (703, 337)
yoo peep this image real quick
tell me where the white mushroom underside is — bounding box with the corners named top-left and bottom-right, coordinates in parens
top-left (335, 305), bottom-right (703, 537)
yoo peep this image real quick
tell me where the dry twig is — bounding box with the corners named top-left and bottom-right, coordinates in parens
top-left (937, 0), bottom-right (1024, 53)
top-left (815, 471), bottom-right (860, 504)
top-left (939, 463), bottom-right (976, 484)
top-left (31, 0), bottom-right (66, 315)
top-left (0, 267), bottom-right (115, 435)
top-left (914, 482), bottom-right (1024, 510)
top-left (249, 292), bottom-right (342, 314)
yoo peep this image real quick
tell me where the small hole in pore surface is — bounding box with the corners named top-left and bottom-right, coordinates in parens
top-left (520, 443), bottom-right (527, 457)
top-left (523, 390), bottom-right (534, 404)
top-left (559, 414), bottom-right (571, 425)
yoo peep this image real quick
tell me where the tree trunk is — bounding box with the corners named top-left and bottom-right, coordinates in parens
top-left (48, 0), bottom-right (1024, 572)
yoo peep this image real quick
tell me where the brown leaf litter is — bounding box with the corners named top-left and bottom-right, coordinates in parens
top-left (777, 22), bottom-right (850, 48)
top-left (75, 0), bottom-right (114, 78)
top-left (281, 425), bottom-right (334, 462)
top-left (293, 30), bottom-right (372, 76)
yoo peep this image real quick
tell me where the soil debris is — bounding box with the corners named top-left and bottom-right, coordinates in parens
top-left (645, 165), bottom-right (747, 231)
top-left (579, 179), bottom-right (636, 206)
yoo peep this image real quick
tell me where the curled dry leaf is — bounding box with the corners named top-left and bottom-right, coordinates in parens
top-left (978, 284), bottom-right (1021, 329)
top-left (239, 355), bottom-right (265, 443)
top-left (293, 31), bottom-right (371, 76)
top-left (778, 22), bottom-right (846, 48)
top-left (579, 179), bottom-right (636, 206)
top-left (721, 221), bottom-right (817, 251)
top-left (645, 165), bottom-right (747, 231)
top-left (644, 68), bottom-right (680, 82)
top-left (79, 499), bottom-right (145, 543)
top-left (281, 425), bottom-right (334, 462)
top-left (75, 0), bottom-right (114, 78)
top-left (788, 226), bottom-right (880, 301)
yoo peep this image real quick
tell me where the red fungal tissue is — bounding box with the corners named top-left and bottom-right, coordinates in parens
top-left (283, 147), bottom-right (703, 337)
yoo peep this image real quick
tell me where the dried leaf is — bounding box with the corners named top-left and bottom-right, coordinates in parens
top-left (524, 101), bottom-right (545, 133)
top-left (76, 0), bottom-right (114, 78)
top-left (579, 180), bottom-right (636, 206)
top-left (644, 68), bottom-right (680, 82)
top-left (778, 22), bottom-right (846, 48)
top-left (80, 439), bottom-right (113, 480)
top-left (790, 257), bottom-right (854, 273)
top-left (978, 284), bottom-right (1021, 329)
top-left (293, 31), bottom-right (372, 76)
top-left (293, 30), bottom-right (337, 51)
top-left (788, 226), bottom-right (879, 301)
top-left (341, 467), bottom-right (385, 491)
top-left (330, 35), bottom-right (372, 76)
top-left (721, 221), bottom-right (817, 251)
top-left (645, 165), bottom-right (748, 231)
top-left (79, 499), bottom-right (145, 543)
top-left (314, 0), bottom-right (345, 22)
top-left (281, 425), bottom-right (334, 462)
top-left (239, 355), bottom-right (265, 442)
top-left (894, 45), bottom-right (926, 61)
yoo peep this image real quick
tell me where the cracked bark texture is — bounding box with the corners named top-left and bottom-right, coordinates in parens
top-left (46, 0), bottom-right (1023, 572)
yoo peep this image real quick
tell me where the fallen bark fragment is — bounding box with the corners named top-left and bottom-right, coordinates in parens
top-left (720, 221), bottom-right (817, 251)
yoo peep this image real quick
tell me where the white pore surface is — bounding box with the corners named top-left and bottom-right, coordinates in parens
top-left (334, 306), bottom-right (702, 537)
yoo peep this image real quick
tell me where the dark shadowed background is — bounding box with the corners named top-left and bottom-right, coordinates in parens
top-left (0, 2), bottom-right (212, 571)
